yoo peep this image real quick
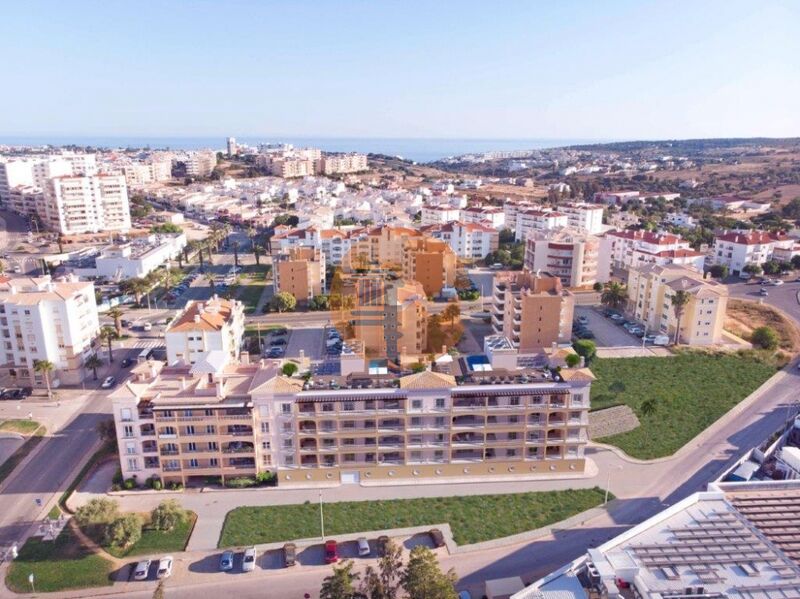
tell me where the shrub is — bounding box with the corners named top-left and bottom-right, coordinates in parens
top-left (123, 478), bottom-right (137, 490)
top-left (281, 362), bottom-right (298, 377)
top-left (255, 471), bottom-right (277, 486)
top-left (168, 482), bottom-right (184, 491)
top-left (565, 353), bottom-right (581, 368)
top-left (225, 477), bottom-right (257, 488)
top-left (152, 479), bottom-right (163, 491)
top-left (112, 468), bottom-right (123, 485)
top-left (75, 498), bottom-right (119, 527)
top-left (151, 500), bottom-right (187, 532)
top-left (751, 326), bottom-right (779, 350)
top-left (573, 339), bottom-right (597, 364)
top-left (410, 362), bottom-right (426, 373)
top-left (708, 264), bottom-right (728, 279)
top-left (592, 282), bottom-right (604, 292)
top-left (104, 514), bottom-right (142, 549)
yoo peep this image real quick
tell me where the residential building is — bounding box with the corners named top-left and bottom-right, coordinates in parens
top-left (421, 204), bottom-right (461, 226)
top-left (41, 174), bottom-right (131, 235)
top-left (67, 233), bottom-right (187, 280)
top-left (460, 205), bottom-right (506, 229)
top-left (558, 202), bottom-right (604, 234)
top-left (626, 263), bottom-right (728, 345)
top-left (111, 351), bottom-right (593, 486)
top-left (502, 201), bottom-right (538, 234)
top-left (315, 153), bottom-right (368, 175)
top-left (164, 296), bottom-right (245, 367)
top-left (6, 185), bottom-right (43, 216)
top-left (515, 209), bottom-right (568, 241)
top-left (401, 236), bottom-right (457, 297)
top-left (121, 159), bottom-right (172, 186)
top-left (0, 153), bottom-right (97, 203)
top-left (264, 157), bottom-right (315, 178)
top-left (0, 275), bottom-right (99, 386)
top-left (273, 246), bottom-right (326, 304)
top-left (524, 228), bottom-right (601, 288)
top-left (421, 220), bottom-right (499, 260)
top-left (0, 158), bottom-right (35, 202)
top-left (592, 190), bottom-right (640, 204)
top-left (491, 271), bottom-right (574, 352)
top-left (598, 229), bottom-right (692, 274)
top-left (712, 231), bottom-right (793, 276)
top-left (227, 137), bottom-right (238, 157)
top-left (183, 151), bottom-right (217, 178)
top-left (319, 228), bottom-right (354, 265)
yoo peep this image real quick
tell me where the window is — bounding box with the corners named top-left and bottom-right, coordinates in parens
top-left (127, 458), bottom-right (138, 471)
top-left (183, 410), bottom-right (192, 417)
top-left (262, 441), bottom-right (270, 450)
top-left (435, 416), bottom-right (445, 427)
top-left (411, 399), bottom-right (422, 409)
top-left (284, 455), bottom-right (294, 465)
top-left (187, 442), bottom-right (197, 452)
top-left (260, 422), bottom-right (269, 433)
top-left (186, 425), bottom-right (196, 435)
top-left (435, 398), bottom-right (446, 409)
top-left (206, 425), bottom-right (215, 434)
top-left (121, 408), bottom-right (132, 422)
top-left (281, 403), bottom-right (292, 414)
top-left (283, 439), bottom-right (293, 449)
top-left (125, 442), bottom-right (136, 455)
top-left (208, 441), bottom-right (218, 450)
top-left (123, 425), bottom-right (134, 438)
top-left (205, 409), bottom-right (214, 416)
top-left (188, 458), bottom-right (199, 468)
top-left (210, 458), bottom-right (218, 467)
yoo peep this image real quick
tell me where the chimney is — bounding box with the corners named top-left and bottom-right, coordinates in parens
top-left (579, 356), bottom-right (585, 368)
top-left (180, 377), bottom-right (186, 390)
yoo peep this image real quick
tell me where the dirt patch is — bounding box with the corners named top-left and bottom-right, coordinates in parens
top-left (725, 299), bottom-right (800, 353)
top-left (589, 405), bottom-right (640, 439)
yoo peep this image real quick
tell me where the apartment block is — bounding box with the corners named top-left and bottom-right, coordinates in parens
top-left (6, 185), bottom-right (43, 216)
top-left (421, 205), bottom-right (461, 226)
top-left (183, 151), bottom-right (217, 178)
top-left (491, 271), bottom-right (574, 352)
top-left (524, 228), bottom-right (601, 288)
top-left (421, 220), bottom-right (499, 260)
top-left (122, 159), bottom-right (173, 186)
top-left (0, 275), bottom-right (99, 386)
top-left (460, 205), bottom-right (506, 229)
top-left (712, 231), bottom-right (793, 276)
top-left (42, 174), bottom-right (132, 235)
top-left (626, 263), bottom-right (728, 345)
top-left (273, 246), bottom-right (326, 304)
top-left (598, 229), bottom-right (692, 275)
top-left (401, 237), bottom-right (457, 297)
top-left (315, 153), bottom-right (368, 175)
top-left (68, 233), bottom-right (187, 280)
top-left (558, 202), bottom-right (604, 234)
top-left (111, 352), bottom-right (592, 486)
top-left (515, 209), bottom-right (568, 241)
top-left (0, 153), bottom-right (97, 203)
top-left (165, 296), bottom-right (245, 366)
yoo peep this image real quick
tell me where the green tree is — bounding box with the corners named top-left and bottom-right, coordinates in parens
top-left (565, 353), bottom-right (581, 368)
top-left (781, 197), bottom-right (800, 220)
top-left (600, 282), bottom-right (628, 310)
top-left (99, 326), bottom-right (118, 363)
top-left (743, 263), bottom-right (763, 276)
top-left (310, 295), bottom-right (330, 311)
top-left (270, 291), bottom-right (297, 313)
top-left (105, 513), bottom-right (143, 549)
top-left (96, 419), bottom-right (117, 443)
top-left (33, 359), bottom-right (55, 397)
top-left (361, 539), bottom-right (403, 599)
top-left (401, 546), bottom-right (457, 599)
top-left (320, 560), bottom-right (360, 599)
top-left (75, 498), bottom-right (119, 527)
top-left (572, 340), bottom-right (597, 364)
top-left (763, 260), bottom-right (782, 275)
top-left (442, 303), bottom-right (461, 328)
top-left (592, 282), bottom-right (603, 292)
top-left (708, 264), bottom-right (728, 279)
top-left (232, 240), bottom-right (240, 268)
top-left (107, 307), bottom-right (125, 337)
top-left (670, 290), bottom-right (692, 345)
top-left (751, 326), bottom-right (779, 350)
top-left (151, 500), bottom-right (187, 532)
top-left (85, 354), bottom-right (104, 381)
top-left (281, 362), bottom-right (299, 377)
top-left (498, 228), bottom-right (515, 243)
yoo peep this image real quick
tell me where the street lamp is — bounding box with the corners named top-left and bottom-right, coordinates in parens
top-left (605, 465), bottom-right (623, 505)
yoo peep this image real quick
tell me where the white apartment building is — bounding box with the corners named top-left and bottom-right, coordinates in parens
top-left (0, 159), bottom-right (36, 201)
top-left (712, 231), bottom-right (793, 276)
top-left (42, 174), bottom-right (132, 235)
top-left (69, 233), bottom-right (187, 280)
top-left (0, 153), bottom-right (97, 202)
top-left (502, 201), bottom-right (537, 234)
top-left (421, 221), bottom-right (499, 260)
top-left (515, 209), bottom-right (569, 242)
top-left (164, 296), bottom-right (245, 367)
top-left (6, 185), bottom-right (43, 216)
top-left (122, 160), bottom-right (172, 186)
top-left (0, 275), bottom-right (99, 386)
top-left (598, 229), bottom-right (692, 274)
top-left (524, 228), bottom-right (601, 288)
top-left (558, 203), bottom-right (604, 234)
top-left (183, 151), bottom-right (217, 178)
top-left (460, 205), bottom-right (506, 229)
top-left (319, 229), bottom-right (353, 265)
top-left (421, 204), bottom-right (461, 226)
top-left (316, 153), bottom-right (368, 175)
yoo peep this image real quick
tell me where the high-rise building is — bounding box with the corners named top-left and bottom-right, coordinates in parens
top-left (524, 228), bottom-right (601, 288)
top-left (226, 137), bottom-right (238, 157)
top-left (491, 271), bottom-right (574, 352)
top-left (42, 174), bottom-right (131, 235)
top-left (183, 151), bottom-right (217, 178)
top-left (315, 153), bottom-right (368, 175)
top-left (0, 275), bottom-right (99, 386)
top-left (273, 246), bottom-right (326, 304)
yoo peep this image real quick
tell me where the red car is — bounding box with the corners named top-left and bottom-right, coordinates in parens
top-left (324, 540), bottom-right (339, 564)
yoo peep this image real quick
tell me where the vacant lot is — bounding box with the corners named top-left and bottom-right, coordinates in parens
top-left (725, 299), bottom-right (800, 353)
top-left (590, 352), bottom-right (776, 459)
top-left (6, 528), bottom-right (114, 593)
top-left (219, 488), bottom-right (607, 547)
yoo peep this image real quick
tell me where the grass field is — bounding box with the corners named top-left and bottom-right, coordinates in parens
top-left (6, 528), bottom-right (114, 593)
top-left (590, 352), bottom-right (776, 459)
top-left (236, 284), bottom-right (268, 314)
top-left (0, 419), bottom-right (41, 434)
top-left (0, 426), bottom-right (45, 485)
top-left (219, 488), bottom-right (607, 547)
top-left (102, 512), bottom-right (196, 558)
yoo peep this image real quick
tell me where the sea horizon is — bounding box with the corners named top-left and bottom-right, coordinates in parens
top-left (0, 135), bottom-right (611, 163)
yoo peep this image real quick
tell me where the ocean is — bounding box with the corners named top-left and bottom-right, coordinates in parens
top-left (0, 136), bottom-right (605, 163)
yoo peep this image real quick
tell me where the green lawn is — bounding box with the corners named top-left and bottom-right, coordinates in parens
top-left (0, 427), bottom-right (45, 485)
top-left (219, 488), bottom-right (607, 547)
top-left (590, 352), bottom-right (776, 459)
top-left (0, 419), bottom-right (41, 434)
top-left (6, 528), bottom-right (114, 593)
top-left (106, 512), bottom-right (196, 558)
top-left (237, 283), bottom-right (268, 314)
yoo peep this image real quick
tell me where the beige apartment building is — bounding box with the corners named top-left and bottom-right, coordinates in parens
top-left (491, 271), bottom-right (574, 352)
top-left (111, 352), bottom-right (592, 487)
top-left (626, 264), bottom-right (729, 345)
top-left (316, 153), bottom-right (368, 175)
top-left (42, 174), bottom-right (131, 235)
top-left (273, 247), bottom-right (326, 304)
top-left (523, 228), bottom-right (601, 288)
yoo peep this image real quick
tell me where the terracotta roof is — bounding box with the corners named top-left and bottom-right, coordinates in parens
top-left (250, 374), bottom-right (304, 394)
top-left (607, 229), bottom-right (683, 245)
top-left (715, 231), bottom-right (785, 245)
top-left (168, 298), bottom-right (236, 332)
top-left (558, 368), bottom-right (596, 382)
top-left (399, 370), bottom-right (456, 390)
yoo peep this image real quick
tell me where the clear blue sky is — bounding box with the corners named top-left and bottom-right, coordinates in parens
top-left (1, 0), bottom-right (798, 140)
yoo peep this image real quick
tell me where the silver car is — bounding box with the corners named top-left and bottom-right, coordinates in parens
top-left (133, 559), bottom-right (151, 581)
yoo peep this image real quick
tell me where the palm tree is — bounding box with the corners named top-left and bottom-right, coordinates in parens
top-left (85, 354), bottom-right (104, 381)
top-left (601, 282), bottom-right (628, 310)
top-left (33, 359), bottom-right (55, 398)
top-left (107, 307), bottom-right (124, 337)
top-left (252, 244), bottom-right (262, 266)
top-left (232, 240), bottom-right (240, 269)
top-left (670, 289), bottom-right (691, 345)
top-left (99, 326), bottom-right (117, 363)
top-left (130, 278), bottom-right (149, 306)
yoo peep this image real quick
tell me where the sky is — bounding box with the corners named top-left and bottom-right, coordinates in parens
top-left (1, 0), bottom-right (799, 141)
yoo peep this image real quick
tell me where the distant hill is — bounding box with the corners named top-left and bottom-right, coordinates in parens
top-left (563, 137), bottom-right (800, 153)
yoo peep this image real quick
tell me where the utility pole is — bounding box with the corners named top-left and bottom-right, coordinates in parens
top-left (319, 490), bottom-right (325, 541)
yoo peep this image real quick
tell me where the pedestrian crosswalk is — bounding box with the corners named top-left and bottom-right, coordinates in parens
top-left (125, 339), bottom-right (164, 350)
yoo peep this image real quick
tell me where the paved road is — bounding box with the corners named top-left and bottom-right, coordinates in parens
top-left (726, 277), bottom-right (800, 324)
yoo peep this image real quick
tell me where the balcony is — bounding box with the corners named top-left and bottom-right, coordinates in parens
top-left (452, 417), bottom-right (485, 429)
top-left (160, 449), bottom-right (179, 456)
top-left (453, 399), bottom-right (485, 410)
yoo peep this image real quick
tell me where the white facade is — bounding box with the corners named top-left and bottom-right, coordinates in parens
top-left (712, 231), bottom-right (792, 275)
top-left (460, 206), bottom-right (505, 229)
top-left (0, 275), bottom-right (99, 386)
top-left (42, 174), bottom-right (132, 235)
top-left (558, 203), bottom-right (604, 234)
top-left (70, 233), bottom-right (187, 280)
top-left (599, 230), bottom-right (692, 273)
top-left (165, 297), bottom-right (245, 366)
top-left (421, 205), bottom-right (461, 226)
top-left (422, 221), bottom-right (499, 260)
top-left (515, 209), bottom-right (569, 241)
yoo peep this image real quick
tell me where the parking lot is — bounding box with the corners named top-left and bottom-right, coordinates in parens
top-left (573, 307), bottom-right (672, 358)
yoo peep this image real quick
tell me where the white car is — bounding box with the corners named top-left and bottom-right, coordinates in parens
top-left (142, 322), bottom-right (153, 331)
top-left (101, 376), bottom-right (116, 389)
top-left (771, 279), bottom-right (784, 286)
top-left (242, 546), bottom-right (256, 572)
top-left (157, 556), bottom-right (173, 579)
top-left (133, 559), bottom-right (151, 581)
top-left (357, 537), bottom-right (370, 556)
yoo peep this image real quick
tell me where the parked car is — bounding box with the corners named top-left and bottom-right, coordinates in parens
top-left (120, 358), bottom-right (133, 368)
top-left (142, 322), bottom-right (153, 332)
top-left (576, 329), bottom-right (594, 339)
top-left (133, 559), bottom-right (151, 581)
top-left (651, 334), bottom-right (670, 346)
top-left (429, 528), bottom-right (446, 548)
top-left (458, 592), bottom-right (473, 599)
top-left (283, 542), bottom-right (297, 567)
top-left (771, 279), bottom-right (784, 286)
top-left (0, 388), bottom-right (23, 400)
top-left (376, 535), bottom-right (390, 557)
top-left (219, 550), bottom-right (234, 571)
top-left (324, 540), bottom-right (339, 564)
top-left (357, 537), bottom-right (370, 557)
top-left (609, 313), bottom-right (624, 322)
top-left (101, 376), bottom-right (116, 389)
top-left (157, 556), bottom-right (173, 579)
top-left (577, 315), bottom-right (589, 325)
top-left (242, 546), bottom-right (256, 572)
top-left (760, 288), bottom-right (769, 296)
top-left (271, 339), bottom-right (287, 346)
